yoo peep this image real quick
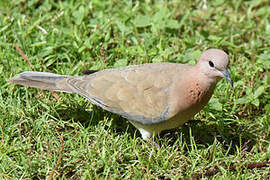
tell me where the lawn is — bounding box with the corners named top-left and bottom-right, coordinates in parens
top-left (0, 0), bottom-right (270, 179)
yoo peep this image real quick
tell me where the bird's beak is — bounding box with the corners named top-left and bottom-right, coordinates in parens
top-left (221, 69), bottom-right (233, 87)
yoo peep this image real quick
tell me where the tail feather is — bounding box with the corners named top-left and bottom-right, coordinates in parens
top-left (8, 71), bottom-right (74, 93)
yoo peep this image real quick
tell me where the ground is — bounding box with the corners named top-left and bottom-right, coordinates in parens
top-left (0, 0), bottom-right (269, 179)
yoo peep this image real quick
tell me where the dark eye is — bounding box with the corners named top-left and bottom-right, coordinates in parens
top-left (209, 61), bottom-right (214, 67)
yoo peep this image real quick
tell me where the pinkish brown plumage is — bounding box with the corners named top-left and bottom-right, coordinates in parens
top-left (8, 49), bottom-right (233, 139)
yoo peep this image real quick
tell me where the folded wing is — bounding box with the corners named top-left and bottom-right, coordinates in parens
top-left (67, 63), bottom-right (176, 125)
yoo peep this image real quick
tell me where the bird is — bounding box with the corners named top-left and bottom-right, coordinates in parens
top-left (8, 48), bottom-right (233, 140)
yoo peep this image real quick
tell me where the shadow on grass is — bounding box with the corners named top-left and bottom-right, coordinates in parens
top-left (55, 104), bottom-right (139, 137)
top-left (159, 119), bottom-right (257, 155)
top-left (55, 104), bottom-right (257, 154)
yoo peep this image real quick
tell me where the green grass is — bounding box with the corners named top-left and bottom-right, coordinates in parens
top-left (1, 0), bottom-right (270, 179)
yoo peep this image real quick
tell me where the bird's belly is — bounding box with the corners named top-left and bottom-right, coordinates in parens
top-left (129, 113), bottom-right (191, 135)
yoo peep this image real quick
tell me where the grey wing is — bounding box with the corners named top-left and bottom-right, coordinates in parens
top-left (66, 65), bottom-right (174, 125)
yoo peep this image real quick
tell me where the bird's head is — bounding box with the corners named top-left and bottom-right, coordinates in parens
top-left (197, 48), bottom-right (233, 87)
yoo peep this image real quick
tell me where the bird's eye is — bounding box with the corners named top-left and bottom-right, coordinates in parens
top-left (209, 61), bottom-right (214, 67)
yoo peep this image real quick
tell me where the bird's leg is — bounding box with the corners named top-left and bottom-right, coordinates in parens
top-left (148, 139), bottom-right (160, 148)
top-left (135, 127), bottom-right (159, 148)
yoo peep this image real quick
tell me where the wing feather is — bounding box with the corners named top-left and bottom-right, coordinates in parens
top-left (67, 63), bottom-right (177, 124)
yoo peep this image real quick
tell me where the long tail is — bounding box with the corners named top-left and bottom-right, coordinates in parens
top-left (8, 71), bottom-right (75, 93)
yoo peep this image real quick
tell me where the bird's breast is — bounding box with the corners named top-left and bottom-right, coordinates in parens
top-left (187, 82), bottom-right (206, 105)
top-left (185, 81), bottom-right (216, 115)
top-left (168, 80), bottom-right (216, 122)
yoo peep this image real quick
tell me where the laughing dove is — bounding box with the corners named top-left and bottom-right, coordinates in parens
top-left (8, 48), bottom-right (233, 140)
